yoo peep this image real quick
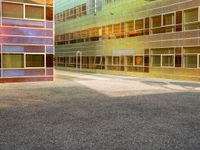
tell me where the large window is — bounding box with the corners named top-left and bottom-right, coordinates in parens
top-left (3, 54), bottom-right (24, 68)
top-left (25, 5), bottom-right (44, 19)
top-left (26, 54), bottom-right (44, 67)
top-left (2, 2), bottom-right (23, 18)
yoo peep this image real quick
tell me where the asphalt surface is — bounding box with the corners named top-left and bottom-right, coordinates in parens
top-left (0, 70), bottom-right (200, 150)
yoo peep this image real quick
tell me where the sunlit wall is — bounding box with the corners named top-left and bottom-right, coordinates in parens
top-left (55, 0), bottom-right (200, 81)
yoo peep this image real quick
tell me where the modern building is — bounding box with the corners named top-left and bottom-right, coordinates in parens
top-left (55, 0), bottom-right (200, 81)
top-left (0, 0), bottom-right (54, 83)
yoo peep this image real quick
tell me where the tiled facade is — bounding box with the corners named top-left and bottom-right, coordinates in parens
top-left (0, 0), bottom-right (54, 83)
top-left (55, 0), bottom-right (200, 81)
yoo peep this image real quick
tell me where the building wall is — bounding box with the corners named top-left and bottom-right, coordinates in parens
top-left (0, 0), bottom-right (54, 83)
top-left (55, 0), bottom-right (200, 81)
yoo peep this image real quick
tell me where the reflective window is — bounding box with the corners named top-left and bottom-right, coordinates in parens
top-left (26, 54), bottom-right (44, 67)
top-left (184, 8), bottom-right (198, 23)
top-left (46, 6), bottom-right (53, 20)
top-left (25, 5), bottom-right (44, 19)
top-left (151, 56), bottom-right (161, 67)
top-left (152, 15), bottom-right (162, 28)
top-left (162, 56), bottom-right (174, 67)
top-left (135, 56), bottom-right (143, 65)
top-left (184, 55), bottom-right (197, 68)
top-left (2, 2), bottom-right (23, 18)
top-left (3, 54), bottom-right (24, 68)
top-left (46, 54), bottom-right (54, 67)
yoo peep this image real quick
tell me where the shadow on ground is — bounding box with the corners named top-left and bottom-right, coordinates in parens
top-left (0, 73), bottom-right (200, 150)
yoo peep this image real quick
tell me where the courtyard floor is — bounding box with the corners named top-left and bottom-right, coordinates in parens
top-left (0, 70), bottom-right (200, 150)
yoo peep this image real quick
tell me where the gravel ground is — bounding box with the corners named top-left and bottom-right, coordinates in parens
top-left (0, 70), bottom-right (200, 150)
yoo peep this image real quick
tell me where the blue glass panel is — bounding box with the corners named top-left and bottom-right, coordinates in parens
top-left (2, 45), bottom-right (24, 52)
top-left (3, 70), bottom-right (25, 77)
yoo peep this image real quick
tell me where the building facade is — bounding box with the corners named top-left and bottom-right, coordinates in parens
top-left (0, 0), bottom-right (54, 83)
top-left (55, 0), bottom-right (200, 81)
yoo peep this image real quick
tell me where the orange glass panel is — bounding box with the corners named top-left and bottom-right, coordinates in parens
top-left (46, 6), bottom-right (53, 20)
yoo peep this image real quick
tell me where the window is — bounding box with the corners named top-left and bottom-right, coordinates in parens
top-left (152, 15), bottom-right (162, 27)
top-left (176, 11), bottom-right (182, 31)
top-left (3, 54), bottom-right (24, 68)
top-left (175, 55), bottom-right (182, 67)
top-left (184, 8), bottom-right (198, 23)
top-left (95, 56), bottom-right (101, 64)
top-left (46, 6), bottom-right (53, 20)
top-left (25, 5), bottom-right (44, 19)
top-left (127, 56), bottom-right (133, 65)
top-left (126, 21), bottom-right (134, 31)
top-left (26, 54), bottom-right (44, 67)
top-left (135, 56), bottom-right (143, 66)
top-left (184, 55), bottom-right (197, 68)
top-left (135, 19), bottom-right (144, 30)
top-left (162, 55), bottom-right (174, 67)
top-left (2, 2), bottom-right (23, 18)
top-left (0, 54), bottom-right (1, 68)
top-left (113, 56), bottom-right (120, 65)
top-left (163, 13), bottom-right (174, 26)
top-left (151, 56), bottom-right (161, 67)
top-left (46, 54), bottom-right (54, 67)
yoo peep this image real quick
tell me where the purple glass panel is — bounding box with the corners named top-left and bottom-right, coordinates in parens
top-left (46, 69), bottom-right (54, 75)
top-left (25, 69), bottom-right (45, 76)
top-left (3, 70), bottom-right (25, 77)
top-left (0, 36), bottom-right (53, 45)
top-left (25, 46), bottom-right (45, 53)
top-left (46, 46), bottom-right (54, 53)
top-left (2, 18), bottom-right (45, 28)
top-left (0, 27), bottom-right (53, 37)
top-left (2, 45), bottom-right (24, 52)
top-left (46, 21), bottom-right (53, 29)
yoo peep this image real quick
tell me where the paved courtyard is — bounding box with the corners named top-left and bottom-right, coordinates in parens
top-left (0, 70), bottom-right (200, 150)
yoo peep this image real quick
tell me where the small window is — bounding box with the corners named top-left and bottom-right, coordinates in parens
top-left (26, 54), bottom-right (44, 67)
top-left (25, 5), bottom-right (44, 19)
top-left (95, 56), bottom-right (101, 65)
top-left (184, 8), bottom-right (198, 23)
top-left (46, 54), bottom-right (54, 67)
top-left (127, 56), bottom-right (133, 65)
top-left (3, 54), bottom-right (24, 68)
top-left (46, 6), bottom-right (53, 20)
top-left (113, 56), bottom-right (120, 65)
top-left (163, 13), bottom-right (174, 26)
top-left (175, 55), bottom-right (182, 67)
top-left (152, 15), bottom-right (162, 28)
top-left (135, 19), bottom-right (144, 30)
top-left (162, 55), bottom-right (174, 67)
top-left (151, 56), bottom-right (161, 67)
top-left (2, 2), bottom-right (23, 18)
top-left (135, 56), bottom-right (143, 66)
top-left (184, 55), bottom-right (197, 68)
top-left (0, 54), bottom-right (1, 68)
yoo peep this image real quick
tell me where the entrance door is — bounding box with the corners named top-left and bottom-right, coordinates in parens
top-left (76, 51), bottom-right (82, 69)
